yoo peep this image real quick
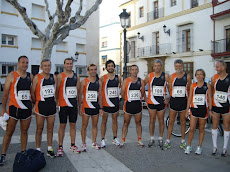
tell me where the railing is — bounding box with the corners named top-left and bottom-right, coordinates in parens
top-left (137, 44), bottom-right (171, 57)
top-left (147, 8), bottom-right (164, 21)
top-left (211, 38), bottom-right (230, 54)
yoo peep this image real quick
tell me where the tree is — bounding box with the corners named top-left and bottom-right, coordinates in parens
top-left (6, 0), bottom-right (102, 60)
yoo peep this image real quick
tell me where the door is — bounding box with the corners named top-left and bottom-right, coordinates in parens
top-left (155, 32), bottom-right (159, 54)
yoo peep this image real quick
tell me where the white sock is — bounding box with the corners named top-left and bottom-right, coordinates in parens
top-left (150, 136), bottom-right (155, 141)
top-left (212, 129), bottom-right (218, 148)
top-left (166, 139), bottom-right (170, 143)
top-left (159, 137), bottom-right (163, 140)
top-left (181, 139), bottom-right (185, 143)
top-left (223, 130), bottom-right (230, 149)
top-left (36, 148), bottom-right (41, 151)
top-left (48, 146), bottom-right (52, 151)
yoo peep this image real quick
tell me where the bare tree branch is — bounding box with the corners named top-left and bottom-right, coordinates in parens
top-left (56, 0), bottom-right (64, 22)
top-left (70, 0), bottom-right (83, 24)
top-left (63, 0), bottom-right (73, 23)
top-left (44, 0), bottom-right (52, 19)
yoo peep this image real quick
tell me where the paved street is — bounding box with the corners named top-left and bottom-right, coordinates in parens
top-left (0, 105), bottom-right (230, 172)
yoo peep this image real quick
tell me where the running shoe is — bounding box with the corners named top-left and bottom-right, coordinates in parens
top-left (211, 147), bottom-right (217, 156)
top-left (137, 140), bottom-right (145, 147)
top-left (184, 145), bottom-right (192, 154)
top-left (57, 147), bottom-right (64, 157)
top-left (92, 142), bottom-right (101, 150)
top-left (158, 139), bottom-right (163, 148)
top-left (148, 139), bottom-right (155, 147)
top-left (70, 145), bottom-right (81, 154)
top-left (195, 146), bottom-right (202, 155)
top-left (221, 148), bottom-right (227, 157)
top-left (112, 138), bottom-right (120, 146)
top-left (163, 141), bottom-right (171, 150)
top-left (120, 140), bottom-right (125, 148)
top-left (180, 142), bottom-right (187, 150)
top-left (101, 139), bottom-right (106, 148)
top-left (0, 155), bottom-right (6, 166)
top-left (81, 144), bottom-right (87, 152)
top-left (47, 148), bottom-right (56, 158)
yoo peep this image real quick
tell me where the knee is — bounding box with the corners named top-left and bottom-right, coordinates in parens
top-left (47, 127), bottom-right (53, 133)
top-left (189, 127), bottom-right (195, 133)
top-left (21, 129), bottom-right (28, 135)
top-left (135, 121), bottom-right (142, 126)
top-left (36, 127), bottom-right (43, 133)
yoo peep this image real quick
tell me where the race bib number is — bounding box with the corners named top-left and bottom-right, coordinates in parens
top-left (86, 91), bottom-right (98, 102)
top-left (128, 90), bottom-right (141, 101)
top-left (18, 90), bottom-right (30, 100)
top-left (172, 86), bottom-right (186, 97)
top-left (66, 87), bottom-right (77, 98)
top-left (193, 94), bottom-right (205, 105)
top-left (214, 91), bottom-right (228, 103)
top-left (42, 85), bottom-right (55, 98)
top-left (108, 87), bottom-right (118, 98)
top-left (152, 86), bottom-right (164, 97)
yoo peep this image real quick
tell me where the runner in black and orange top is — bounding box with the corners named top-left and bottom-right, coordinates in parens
top-left (144, 59), bottom-right (169, 148)
top-left (0, 56), bottom-right (33, 166)
top-left (184, 69), bottom-right (212, 155)
top-left (56, 58), bottom-right (81, 157)
top-left (79, 64), bottom-right (103, 151)
top-left (100, 60), bottom-right (121, 148)
top-left (210, 60), bottom-right (230, 157)
top-left (31, 59), bottom-right (56, 158)
top-left (120, 65), bottom-right (145, 147)
top-left (165, 59), bottom-right (192, 150)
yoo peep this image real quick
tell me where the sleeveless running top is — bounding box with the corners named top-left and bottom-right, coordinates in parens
top-left (147, 72), bottom-right (166, 105)
top-left (212, 74), bottom-right (230, 107)
top-left (170, 73), bottom-right (188, 98)
top-left (102, 74), bottom-right (119, 107)
top-left (59, 72), bottom-right (78, 107)
top-left (124, 77), bottom-right (142, 102)
top-left (9, 71), bottom-right (32, 109)
top-left (191, 82), bottom-right (208, 109)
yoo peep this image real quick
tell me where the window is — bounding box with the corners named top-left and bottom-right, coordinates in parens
top-left (155, 32), bottom-right (159, 54)
top-left (56, 42), bottom-right (68, 52)
top-left (101, 37), bottom-right (107, 48)
top-left (1, 63), bottom-right (17, 76)
top-left (32, 3), bottom-right (45, 20)
top-left (31, 38), bottom-right (41, 49)
top-left (76, 66), bottom-right (87, 76)
top-left (177, 24), bottom-right (193, 53)
top-left (191, 0), bottom-right (198, 8)
top-left (154, 1), bottom-right (159, 19)
top-left (183, 62), bottom-right (193, 79)
top-left (139, 7), bottom-right (144, 18)
top-left (76, 43), bottom-right (85, 53)
top-left (102, 55), bottom-right (107, 64)
top-left (56, 65), bottom-right (64, 73)
top-left (171, 0), bottom-right (177, 6)
top-left (184, 30), bottom-right (191, 52)
top-left (226, 28), bottom-right (230, 52)
top-left (2, 34), bottom-right (17, 46)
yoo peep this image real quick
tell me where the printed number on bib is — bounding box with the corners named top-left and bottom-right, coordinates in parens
top-left (172, 86), bottom-right (186, 97)
top-left (42, 85), bottom-right (55, 98)
top-left (108, 87), bottom-right (118, 98)
top-left (66, 87), bottom-right (77, 98)
top-left (86, 91), bottom-right (97, 102)
top-left (18, 90), bottom-right (30, 100)
top-left (193, 94), bottom-right (205, 105)
top-left (214, 91), bottom-right (228, 103)
top-left (129, 90), bottom-right (140, 101)
top-left (152, 86), bottom-right (164, 97)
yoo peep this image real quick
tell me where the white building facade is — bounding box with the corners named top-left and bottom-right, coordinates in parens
top-left (0, 0), bottom-right (99, 84)
top-left (118, 0), bottom-right (230, 79)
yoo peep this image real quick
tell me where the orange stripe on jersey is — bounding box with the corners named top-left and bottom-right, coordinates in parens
top-left (59, 73), bottom-right (69, 107)
top-left (102, 75), bottom-right (110, 107)
top-left (9, 72), bottom-right (22, 108)
top-left (147, 72), bottom-right (154, 104)
top-left (124, 78), bottom-right (131, 101)
top-left (35, 73), bottom-right (43, 101)
top-left (190, 82), bottom-right (197, 108)
top-left (212, 74), bottom-right (219, 107)
top-left (82, 78), bottom-right (91, 109)
top-left (170, 73), bottom-right (177, 96)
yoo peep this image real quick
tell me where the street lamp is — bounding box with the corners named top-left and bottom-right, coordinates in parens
top-left (163, 25), bottom-right (170, 36)
top-left (71, 52), bottom-right (79, 62)
top-left (119, 9), bottom-right (130, 79)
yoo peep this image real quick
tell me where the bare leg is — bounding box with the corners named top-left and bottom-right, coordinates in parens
top-left (167, 109), bottom-right (177, 140)
top-left (81, 114), bottom-right (90, 144)
top-left (35, 115), bottom-right (45, 148)
top-left (69, 122), bottom-right (76, 145)
top-left (157, 109), bottom-right (166, 138)
top-left (187, 115), bottom-right (198, 146)
top-left (112, 112), bottom-right (119, 138)
top-left (198, 118), bottom-right (207, 146)
top-left (20, 117), bottom-right (32, 151)
top-left (134, 113), bottom-right (142, 139)
top-left (101, 112), bottom-right (108, 139)
top-left (58, 123), bottom-right (67, 146)
top-left (180, 110), bottom-right (186, 140)
top-left (91, 115), bottom-right (99, 143)
top-left (148, 109), bottom-right (157, 137)
top-left (46, 115), bottom-right (55, 147)
top-left (121, 113), bottom-right (132, 139)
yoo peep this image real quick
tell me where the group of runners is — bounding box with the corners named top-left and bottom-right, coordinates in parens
top-left (0, 55), bottom-right (229, 166)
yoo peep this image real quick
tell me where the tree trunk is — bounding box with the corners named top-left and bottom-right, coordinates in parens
top-left (41, 42), bottom-right (54, 61)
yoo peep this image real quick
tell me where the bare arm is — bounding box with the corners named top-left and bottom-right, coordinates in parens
top-left (31, 75), bottom-right (38, 104)
top-left (168, 75), bottom-right (172, 97)
top-left (77, 76), bottom-right (80, 108)
top-left (121, 79), bottom-right (127, 99)
top-left (99, 80), bottom-right (103, 116)
top-left (185, 83), bottom-right (193, 118)
top-left (79, 80), bottom-right (85, 116)
top-left (141, 79), bottom-right (145, 98)
top-left (55, 74), bottom-right (62, 105)
top-left (187, 74), bottom-right (192, 96)
top-left (144, 74), bottom-right (149, 86)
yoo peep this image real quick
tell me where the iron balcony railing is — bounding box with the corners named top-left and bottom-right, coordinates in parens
top-left (137, 43), bottom-right (171, 57)
top-left (147, 8), bottom-right (164, 21)
top-left (211, 38), bottom-right (230, 54)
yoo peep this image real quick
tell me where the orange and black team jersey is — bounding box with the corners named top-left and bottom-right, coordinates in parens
top-left (190, 82), bottom-right (208, 109)
top-left (9, 71), bottom-right (32, 110)
top-left (212, 74), bottom-right (230, 107)
top-left (147, 72), bottom-right (167, 105)
top-left (102, 74), bottom-right (119, 107)
top-left (124, 77), bottom-right (142, 102)
top-left (59, 72), bottom-right (78, 107)
top-left (82, 78), bottom-right (100, 113)
top-left (170, 73), bottom-right (188, 98)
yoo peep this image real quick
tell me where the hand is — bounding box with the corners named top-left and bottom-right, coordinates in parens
top-left (209, 110), bottom-right (214, 118)
top-left (1, 109), bottom-right (6, 117)
top-left (144, 97), bottom-right (148, 103)
top-left (79, 109), bottom-right (83, 117)
top-left (99, 109), bottom-right (103, 116)
top-left (185, 109), bottom-right (189, 119)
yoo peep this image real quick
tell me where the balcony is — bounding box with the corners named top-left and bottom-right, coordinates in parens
top-left (147, 8), bottom-right (164, 22)
top-left (211, 38), bottom-right (230, 58)
top-left (137, 44), bottom-right (171, 58)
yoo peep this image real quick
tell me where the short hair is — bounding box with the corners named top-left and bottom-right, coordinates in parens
top-left (64, 58), bottom-right (73, 64)
top-left (18, 55), bottom-right (28, 62)
top-left (153, 59), bottom-right (163, 66)
top-left (195, 69), bottom-right (206, 79)
top-left (216, 60), bottom-right (227, 68)
top-left (105, 60), bottom-right (115, 68)
top-left (54, 71), bottom-right (59, 75)
top-left (174, 59), bottom-right (184, 65)
top-left (87, 64), bottom-right (97, 71)
top-left (41, 59), bottom-right (51, 66)
top-left (130, 64), bottom-right (139, 70)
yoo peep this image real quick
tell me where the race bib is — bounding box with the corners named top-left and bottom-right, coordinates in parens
top-left (86, 91), bottom-right (98, 102)
top-left (42, 85), bottom-right (55, 98)
top-left (128, 90), bottom-right (141, 101)
top-left (214, 91), bottom-right (228, 103)
top-left (66, 87), bottom-right (77, 98)
top-left (152, 86), bottom-right (164, 97)
top-left (193, 94), bottom-right (205, 105)
top-left (18, 90), bottom-right (30, 100)
top-left (108, 87), bottom-right (118, 98)
top-left (172, 86), bottom-right (186, 97)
